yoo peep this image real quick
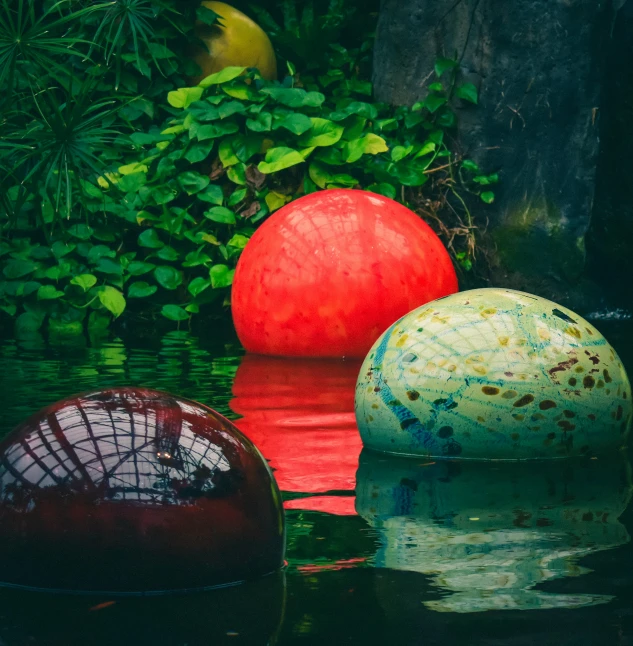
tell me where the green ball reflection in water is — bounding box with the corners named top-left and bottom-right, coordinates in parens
top-left (356, 450), bottom-right (632, 612)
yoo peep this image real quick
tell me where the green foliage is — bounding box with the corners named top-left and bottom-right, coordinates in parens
top-left (0, 0), bottom-right (99, 98)
top-left (459, 160), bottom-right (499, 202)
top-left (0, 0), bottom-right (202, 228)
top-left (0, 0), bottom-right (496, 335)
top-left (249, 0), bottom-right (376, 75)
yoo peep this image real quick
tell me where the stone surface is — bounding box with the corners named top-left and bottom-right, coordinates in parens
top-left (355, 288), bottom-right (632, 459)
top-left (589, 0), bottom-right (633, 302)
top-left (0, 388), bottom-right (285, 593)
top-left (373, 0), bottom-right (620, 300)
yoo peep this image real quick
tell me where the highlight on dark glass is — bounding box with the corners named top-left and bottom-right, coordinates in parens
top-left (0, 387), bottom-right (285, 594)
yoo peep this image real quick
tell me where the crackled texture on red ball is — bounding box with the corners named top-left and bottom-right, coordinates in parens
top-left (232, 189), bottom-right (458, 358)
top-left (0, 388), bottom-right (285, 594)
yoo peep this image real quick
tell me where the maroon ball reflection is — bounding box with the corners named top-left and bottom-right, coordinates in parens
top-left (0, 388), bottom-right (285, 594)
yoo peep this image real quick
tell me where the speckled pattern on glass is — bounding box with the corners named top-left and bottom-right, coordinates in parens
top-left (355, 288), bottom-right (632, 459)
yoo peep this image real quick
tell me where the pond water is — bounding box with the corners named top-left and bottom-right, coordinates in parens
top-left (1, 319), bottom-right (633, 645)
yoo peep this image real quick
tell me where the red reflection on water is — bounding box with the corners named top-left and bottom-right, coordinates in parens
top-left (284, 495), bottom-right (357, 515)
top-left (230, 355), bottom-right (362, 514)
top-left (297, 557), bottom-right (368, 574)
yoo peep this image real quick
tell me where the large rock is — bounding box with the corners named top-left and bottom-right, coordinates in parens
top-left (373, 0), bottom-right (623, 305)
top-left (589, 0), bottom-right (633, 303)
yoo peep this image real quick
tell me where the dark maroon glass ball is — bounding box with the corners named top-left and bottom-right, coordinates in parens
top-left (0, 388), bottom-right (285, 594)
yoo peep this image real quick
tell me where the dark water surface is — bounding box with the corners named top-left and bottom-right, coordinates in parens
top-left (2, 321), bottom-right (633, 645)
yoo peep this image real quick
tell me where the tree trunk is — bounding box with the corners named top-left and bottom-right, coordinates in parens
top-left (373, 0), bottom-right (621, 306)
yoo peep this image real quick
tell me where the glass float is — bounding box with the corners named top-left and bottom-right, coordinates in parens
top-left (355, 288), bottom-right (632, 459)
top-left (0, 388), bottom-right (285, 594)
top-left (190, 1), bottom-right (277, 83)
top-left (232, 189), bottom-right (458, 358)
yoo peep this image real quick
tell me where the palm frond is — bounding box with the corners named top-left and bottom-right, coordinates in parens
top-left (0, 0), bottom-right (110, 97)
top-left (86, 0), bottom-right (182, 87)
top-left (4, 77), bottom-right (121, 224)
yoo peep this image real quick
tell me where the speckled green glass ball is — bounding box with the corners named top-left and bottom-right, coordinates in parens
top-left (355, 288), bottom-right (632, 459)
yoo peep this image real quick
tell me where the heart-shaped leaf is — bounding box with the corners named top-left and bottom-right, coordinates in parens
top-left (161, 304), bottom-right (190, 321)
top-left (198, 66), bottom-right (247, 88)
top-left (210, 264), bottom-right (234, 288)
top-left (3, 260), bottom-right (38, 279)
top-left (435, 57), bottom-right (458, 77)
top-left (70, 274), bottom-right (97, 291)
top-left (195, 121), bottom-right (240, 141)
top-left (299, 118), bottom-right (344, 147)
top-left (227, 234), bottom-right (250, 250)
top-left (98, 286), bottom-right (126, 318)
top-left (456, 82), bottom-right (478, 104)
top-left (260, 87), bottom-right (325, 108)
top-left (138, 229), bottom-right (164, 249)
top-left (51, 241), bottom-right (75, 259)
top-left (37, 285), bottom-right (64, 300)
top-left (342, 133), bottom-right (388, 163)
top-left (366, 183), bottom-right (397, 199)
top-left (246, 112), bottom-right (273, 132)
top-left (154, 266), bottom-right (183, 290)
top-left (128, 281), bottom-right (158, 298)
top-left (127, 261), bottom-right (156, 276)
top-left (188, 276), bottom-right (211, 297)
top-left (167, 86), bottom-right (203, 109)
top-left (258, 147), bottom-right (305, 174)
top-left (204, 206), bottom-right (236, 224)
top-left (198, 184), bottom-right (225, 205)
top-left (68, 224), bottom-right (94, 240)
top-left (177, 171), bottom-right (210, 195)
top-left (275, 112), bottom-right (313, 135)
top-left (185, 140), bottom-right (215, 164)
top-left (424, 94), bottom-right (448, 114)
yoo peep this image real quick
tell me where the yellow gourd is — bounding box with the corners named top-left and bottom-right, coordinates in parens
top-left (191, 1), bottom-right (277, 83)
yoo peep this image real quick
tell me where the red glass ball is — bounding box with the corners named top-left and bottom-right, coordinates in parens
top-left (230, 355), bottom-right (362, 515)
top-left (232, 189), bottom-right (458, 358)
top-left (0, 388), bottom-right (285, 594)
